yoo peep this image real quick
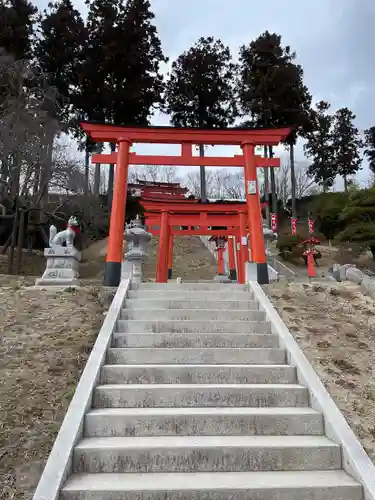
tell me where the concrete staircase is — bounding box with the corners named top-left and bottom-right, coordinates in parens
top-left (61, 282), bottom-right (362, 500)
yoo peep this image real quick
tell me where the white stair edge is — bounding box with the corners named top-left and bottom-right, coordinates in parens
top-left (62, 469), bottom-right (361, 491)
top-left (32, 277), bottom-right (133, 500)
top-left (250, 281), bottom-right (375, 499)
top-left (85, 406), bottom-right (321, 416)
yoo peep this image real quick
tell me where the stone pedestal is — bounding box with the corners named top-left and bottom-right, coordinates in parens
top-left (35, 246), bottom-right (81, 286)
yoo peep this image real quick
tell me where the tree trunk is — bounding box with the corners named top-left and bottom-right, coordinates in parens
top-left (7, 207), bottom-right (19, 274)
top-left (33, 162), bottom-right (41, 196)
top-left (15, 208), bottom-right (25, 274)
top-left (39, 131), bottom-right (54, 209)
top-left (9, 153), bottom-right (21, 199)
top-left (94, 163), bottom-right (101, 195)
top-left (290, 143), bottom-right (297, 217)
top-left (107, 143), bottom-right (116, 212)
top-left (263, 146), bottom-right (270, 227)
top-left (0, 155), bottom-right (9, 197)
top-left (269, 146), bottom-right (277, 216)
top-left (343, 175), bottom-right (348, 192)
top-left (84, 148), bottom-right (90, 196)
top-left (199, 144), bottom-right (206, 202)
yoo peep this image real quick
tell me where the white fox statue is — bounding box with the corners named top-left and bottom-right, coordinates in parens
top-left (49, 216), bottom-right (79, 247)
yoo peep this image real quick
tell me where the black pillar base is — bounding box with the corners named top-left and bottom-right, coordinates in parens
top-left (257, 262), bottom-right (269, 285)
top-left (168, 268), bottom-right (172, 279)
top-left (229, 269), bottom-right (237, 281)
top-left (104, 261), bottom-right (121, 287)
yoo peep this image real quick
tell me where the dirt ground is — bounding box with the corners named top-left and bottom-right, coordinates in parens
top-left (0, 279), bottom-right (109, 500)
top-left (264, 281), bottom-right (375, 462)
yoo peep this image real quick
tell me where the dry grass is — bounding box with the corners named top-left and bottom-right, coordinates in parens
top-left (0, 280), bottom-right (108, 500)
top-left (265, 281), bottom-right (375, 462)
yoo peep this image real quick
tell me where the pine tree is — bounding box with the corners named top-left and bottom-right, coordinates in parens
top-left (110, 0), bottom-right (167, 126)
top-left (304, 101), bottom-right (336, 192)
top-left (338, 188), bottom-right (375, 258)
top-left (78, 0), bottom-right (166, 200)
top-left (364, 126), bottom-right (375, 176)
top-left (35, 0), bottom-right (87, 126)
top-left (331, 108), bottom-right (363, 191)
top-left (0, 0), bottom-right (38, 60)
top-left (238, 31), bottom-right (312, 217)
top-left (165, 36), bottom-right (237, 201)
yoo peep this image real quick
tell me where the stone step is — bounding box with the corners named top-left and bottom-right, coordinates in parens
top-left (112, 332), bottom-right (278, 348)
top-left (61, 470), bottom-right (363, 500)
top-left (100, 364), bottom-right (297, 384)
top-left (120, 309), bottom-right (266, 322)
top-left (93, 384), bottom-right (309, 408)
top-left (117, 320), bottom-right (271, 334)
top-left (73, 435), bottom-right (341, 473)
top-left (124, 298), bottom-right (260, 310)
top-left (127, 290), bottom-right (254, 300)
top-left (106, 348), bottom-right (286, 365)
top-left (84, 407), bottom-right (323, 437)
top-left (132, 283), bottom-right (249, 291)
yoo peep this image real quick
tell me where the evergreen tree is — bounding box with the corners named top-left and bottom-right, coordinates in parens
top-left (165, 36), bottom-right (237, 201)
top-left (78, 0), bottom-right (166, 200)
top-left (0, 0), bottom-right (38, 60)
top-left (364, 126), bottom-right (375, 176)
top-left (338, 188), bottom-right (375, 258)
top-left (331, 107), bottom-right (363, 191)
top-left (304, 101), bottom-right (336, 192)
top-left (238, 31), bottom-right (312, 217)
top-left (35, 0), bottom-right (87, 126)
top-left (110, 0), bottom-right (167, 126)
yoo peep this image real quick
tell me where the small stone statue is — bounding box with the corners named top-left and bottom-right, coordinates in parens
top-left (35, 216), bottom-right (82, 287)
top-left (122, 215), bottom-right (152, 283)
top-left (49, 215), bottom-right (79, 247)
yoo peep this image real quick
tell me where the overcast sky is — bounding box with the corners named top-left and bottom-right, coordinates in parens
top-left (36, 0), bottom-right (375, 185)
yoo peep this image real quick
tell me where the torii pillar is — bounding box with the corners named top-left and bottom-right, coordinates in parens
top-left (104, 138), bottom-right (131, 286)
top-left (242, 141), bottom-right (268, 284)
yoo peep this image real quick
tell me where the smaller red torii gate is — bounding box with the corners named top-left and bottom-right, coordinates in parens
top-left (81, 122), bottom-right (291, 286)
top-left (142, 200), bottom-right (252, 283)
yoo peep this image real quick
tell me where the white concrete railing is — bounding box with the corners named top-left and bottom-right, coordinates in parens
top-left (32, 277), bottom-right (132, 500)
top-left (250, 281), bottom-right (375, 500)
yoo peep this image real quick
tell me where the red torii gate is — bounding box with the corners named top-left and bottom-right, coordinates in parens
top-left (81, 122), bottom-right (291, 286)
top-left (142, 200), bottom-right (250, 283)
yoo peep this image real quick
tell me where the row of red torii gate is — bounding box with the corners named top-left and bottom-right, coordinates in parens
top-left (81, 122), bottom-right (292, 286)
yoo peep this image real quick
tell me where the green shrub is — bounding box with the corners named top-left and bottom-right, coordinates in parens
top-left (276, 234), bottom-right (303, 261)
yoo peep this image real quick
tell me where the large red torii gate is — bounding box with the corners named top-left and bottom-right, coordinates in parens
top-left (81, 122), bottom-right (291, 286)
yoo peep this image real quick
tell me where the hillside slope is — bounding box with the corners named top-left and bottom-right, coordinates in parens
top-left (143, 236), bottom-right (218, 281)
top-left (265, 281), bottom-right (375, 463)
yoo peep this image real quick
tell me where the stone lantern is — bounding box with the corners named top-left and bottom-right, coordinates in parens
top-left (262, 222), bottom-right (277, 258)
top-left (122, 215), bottom-right (152, 283)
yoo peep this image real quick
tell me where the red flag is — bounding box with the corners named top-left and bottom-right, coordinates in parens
top-left (291, 217), bottom-right (297, 235)
top-left (271, 213), bottom-right (277, 233)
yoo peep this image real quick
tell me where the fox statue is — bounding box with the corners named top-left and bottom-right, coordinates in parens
top-left (49, 216), bottom-right (79, 247)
